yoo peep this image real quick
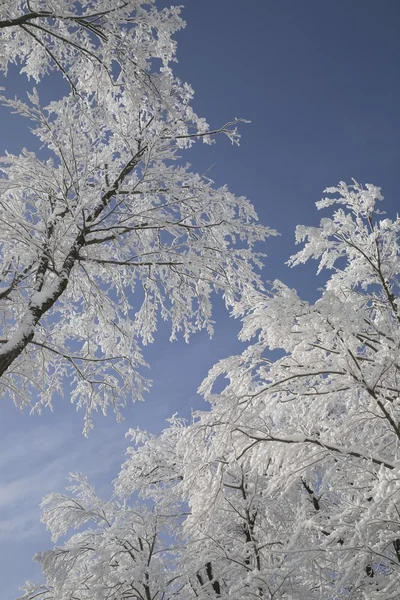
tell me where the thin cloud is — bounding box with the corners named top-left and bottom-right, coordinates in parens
top-left (0, 424), bottom-right (127, 543)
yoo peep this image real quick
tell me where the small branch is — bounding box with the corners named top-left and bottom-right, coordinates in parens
top-left (160, 119), bottom-right (245, 141)
top-left (78, 257), bottom-right (184, 267)
top-left (235, 429), bottom-right (395, 470)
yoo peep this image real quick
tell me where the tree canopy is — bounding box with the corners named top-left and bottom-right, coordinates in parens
top-left (20, 183), bottom-right (400, 599)
top-left (0, 0), bottom-right (271, 431)
top-left (2, 2), bottom-right (399, 599)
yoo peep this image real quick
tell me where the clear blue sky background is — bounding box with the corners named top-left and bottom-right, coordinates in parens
top-left (1, 1), bottom-right (399, 597)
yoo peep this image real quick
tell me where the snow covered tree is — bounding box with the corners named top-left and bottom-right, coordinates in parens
top-left (18, 473), bottom-right (180, 600)
top-left (0, 1), bottom-right (272, 430)
top-left (180, 181), bottom-right (400, 598)
top-left (19, 182), bottom-right (400, 597)
top-left (20, 183), bottom-right (400, 600)
top-left (118, 182), bottom-right (400, 598)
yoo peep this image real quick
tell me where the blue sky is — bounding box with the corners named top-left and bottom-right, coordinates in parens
top-left (1, 1), bottom-right (399, 597)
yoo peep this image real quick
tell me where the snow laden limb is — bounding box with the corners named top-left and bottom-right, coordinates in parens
top-left (0, 1), bottom-right (246, 143)
top-left (17, 473), bottom-right (179, 600)
top-left (0, 7), bottom-right (273, 431)
top-left (116, 417), bottom-right (186, 507)
top-left (0, 0), bottom-right (185, 94)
